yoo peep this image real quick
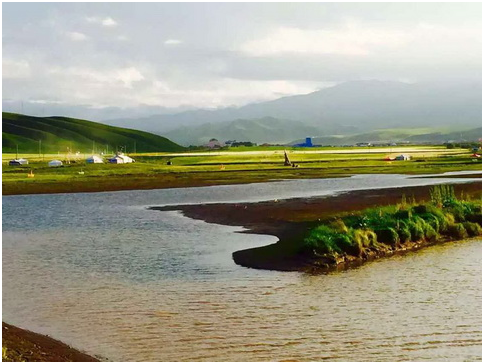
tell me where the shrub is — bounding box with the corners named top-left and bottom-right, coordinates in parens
top-left (395, 208), bottom-right (412, 220)
top-left (462, 222), bottom-right (482, 237)
top-left (375, 227), bottom-right (400, 247)
top-left (397, 223), bottom-right (412, 243)
top-left (330, 219), bottom-right (348, 233)
top-left (408, 219), bottom-right (425, 241)
top-left (446, 223), bottom-right (468, 240)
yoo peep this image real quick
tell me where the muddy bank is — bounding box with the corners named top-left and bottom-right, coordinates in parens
top-left (152, 181), bottom-right (482, 272)
top-left (2, 322), bottom-right (100, 362)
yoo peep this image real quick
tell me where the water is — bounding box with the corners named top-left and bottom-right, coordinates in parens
top-left (3, 173), bottom-right (482, 361)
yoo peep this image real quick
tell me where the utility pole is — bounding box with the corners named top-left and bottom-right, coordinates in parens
top-left (38, 140), bottom-right (42, 158)
top-left (16, 144), bottom-right (19, 159)
top-left (134, 141), bottom-right (136, 154)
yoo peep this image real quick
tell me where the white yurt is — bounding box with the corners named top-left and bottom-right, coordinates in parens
top-left (48, 160), bottom-right (63, 167)
top-left (86, 155), bottom-right (104, 164)
top-left (108, 153), bottom-right (134, 164)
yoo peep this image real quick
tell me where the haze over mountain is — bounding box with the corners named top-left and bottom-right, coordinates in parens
top-left (164, 117), bottom-right (323, 146)
top-left (290, 127), bottom-right (483, 147)
top-left (105, 80), bottom-right (481, 144)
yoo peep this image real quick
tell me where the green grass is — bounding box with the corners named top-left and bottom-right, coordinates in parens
top-left (303, 185), bottom-right (482, 259)
top-left (2, 145), bottom-right (481, 195)
top-left (2, 112), bottom-right (185, 153)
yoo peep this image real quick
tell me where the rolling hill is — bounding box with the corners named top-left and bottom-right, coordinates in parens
top-left (2, 112), bottom-right (185, 154)
top-left (165, 117), bottom-right (323, 146)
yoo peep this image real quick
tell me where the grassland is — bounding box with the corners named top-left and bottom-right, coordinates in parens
top-left (302, 185), bottom-right (481, 268)
top-left (2, 145), bottom-right (481, 195)
top-left (2, 112), bottom-right (184, 153)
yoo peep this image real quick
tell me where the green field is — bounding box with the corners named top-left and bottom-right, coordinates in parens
top-left (2, 145), bottom-right (481, 195)
top-left (2, 112), bottom-right (184, 153)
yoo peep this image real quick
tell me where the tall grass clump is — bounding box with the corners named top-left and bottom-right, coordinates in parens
top-left (303, 185), bottom-right (481, 259)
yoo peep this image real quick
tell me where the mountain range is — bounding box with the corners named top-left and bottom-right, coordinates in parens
top-left (104, 80), bottom-right (482, 145)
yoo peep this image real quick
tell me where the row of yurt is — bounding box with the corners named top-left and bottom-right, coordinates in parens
top-left (44, 153), bottom-right (134, 167)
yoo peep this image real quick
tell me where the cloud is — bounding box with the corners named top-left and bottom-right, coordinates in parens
top-left (240, 25), bottom-right (410, 57)
top-left (65, 31), bottom-right (88, 41)
top-left (3, 59), bottom-right (31, 79)
top-left (86, 16), bottom-right (118, 27)
top-left (48, 66), bottom-right (145, 89)
top-left (164, 39), bottom-right (182, 45)
top-left (102, 17), bottom-right (117, 27)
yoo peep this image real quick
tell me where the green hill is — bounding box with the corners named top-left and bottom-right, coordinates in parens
top-left (165, 117), bottom-right (323, 146)
top-left (2, 112), bottom-right (185, 154)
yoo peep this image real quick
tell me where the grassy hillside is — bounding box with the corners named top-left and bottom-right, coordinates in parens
top-left (2, 112), bottom-right (185, 154)
top-left (291, 127), bottom-right (482, 146)
top-left (165, 116), bottom-right (323, 145)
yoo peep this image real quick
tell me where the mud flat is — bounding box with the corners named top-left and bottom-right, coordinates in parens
top-left (2, 322), bottom-right (100, 362)
top-left (152, 181), bottom-right (482, 272)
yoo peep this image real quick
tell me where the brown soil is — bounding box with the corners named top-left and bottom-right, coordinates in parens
top-left (152, 181), bottom-right (482, 272)
top-left (2, 322), bottom-right (100, 362)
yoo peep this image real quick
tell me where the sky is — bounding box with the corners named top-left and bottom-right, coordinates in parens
top-left (2, 2), bottom-right (482, 120)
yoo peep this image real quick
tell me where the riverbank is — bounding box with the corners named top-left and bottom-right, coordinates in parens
top-left (3, 146), bottom-right (480, 195)
top-left (2, 322), bottom-right (99, 362)
top-left (152, 181), bottom-right (482, 272)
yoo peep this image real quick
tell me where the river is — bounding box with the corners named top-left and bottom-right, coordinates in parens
top-left (2, 173), bottom-right (481, 361)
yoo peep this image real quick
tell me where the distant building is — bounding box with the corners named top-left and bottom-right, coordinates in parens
top-left (395, 154), bottom-right (411, 161)
top-left (86, 155), bottom-right (104, 164)
top-left (206, 138), bottom-right (225, 149)
top-left (294, 137), bottom-right (313, 147)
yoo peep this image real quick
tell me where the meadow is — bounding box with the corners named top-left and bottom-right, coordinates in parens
top-left (2, 145), bottom-right (481, 195)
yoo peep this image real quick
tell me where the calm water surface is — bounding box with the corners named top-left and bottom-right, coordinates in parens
top-left (3, 173), bottom-right (482, 361)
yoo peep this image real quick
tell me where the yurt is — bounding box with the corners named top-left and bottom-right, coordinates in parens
top-left (86, 155), bottom-right (104, 164)
top-left (108, 153), bottom-right (134, 164)
top-left (9, 158), bottom-right (29, 166)
top-left (395, 154), bottom-right (411, 161)
top-left (48, 160), bottom-right (63, 167)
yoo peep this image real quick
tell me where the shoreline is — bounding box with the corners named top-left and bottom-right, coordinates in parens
top-left (2, 170), bottom-right (481, 196)
top-left (152, 181), bottom-right (482, 272)
top-left (2, 322), bottom-right (100, 362)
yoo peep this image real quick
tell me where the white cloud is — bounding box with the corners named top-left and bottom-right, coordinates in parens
top-left (164, 39), bottom-right (182, 45)
top-left (115, 67), bottom-right (144, 87)
top-left (48, 66), bottom-right (145, 89)
top-left (86, 16), bottom-right (117, 27)
top-left (240, 23), bottom-right (481, 59)
top-left (65, 31), bottom-right (88, 41)
top-left (240, 25), bottom-right (409, 56)
top-left (102, 17), bottom-right (117, 27)
top-left (3, 59), bottom-right (31, 79)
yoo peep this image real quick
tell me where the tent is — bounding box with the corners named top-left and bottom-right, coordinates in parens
top-left (108, 153), bottom-right (134, 164)
top-left (86, 155), bottom-right (104, 164)
top-left (395, 154), bottom-right (411, 161)
top-left (9, 158), bottom-right (29, 166)
top-left (48, 160), bottom-right (63, 167)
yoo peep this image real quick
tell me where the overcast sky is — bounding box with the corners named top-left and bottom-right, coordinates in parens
top-left (2, 2), bottom-right (482, 119)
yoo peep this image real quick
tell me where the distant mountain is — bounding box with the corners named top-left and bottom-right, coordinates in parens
top-left (290, 127), bottom-right (482, 146)
top-left (2, 112), bottom-right (185, 154)
top-left (165, 117), bottom-right (323, 146)
top-left (104, 80), bottom-right (481, 135)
